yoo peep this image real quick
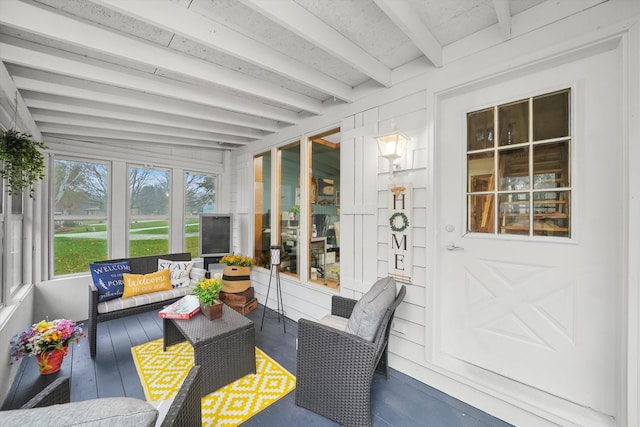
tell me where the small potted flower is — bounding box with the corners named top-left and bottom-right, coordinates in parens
top-left (10, 318), bottom-right (85, 375)
top-left (193, 274), bottom-right (224, 320)
top-left (220, 254), bottom-right (254, 294)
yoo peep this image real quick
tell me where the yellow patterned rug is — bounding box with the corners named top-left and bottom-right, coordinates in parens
top-left (131, 339), bottom-right (296, 426)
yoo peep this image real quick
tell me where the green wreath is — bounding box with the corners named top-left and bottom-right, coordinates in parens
top-left (389, 212), bottom-right (409, 233)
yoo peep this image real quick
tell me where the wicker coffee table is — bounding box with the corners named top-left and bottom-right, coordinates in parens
top-left (163, 304), bottom-right (256, 396)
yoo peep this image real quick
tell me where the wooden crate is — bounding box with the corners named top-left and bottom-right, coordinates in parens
top-left (225, 298), bottom-right (258, 315)
top-left (219, 287), bottom-right (255, 305)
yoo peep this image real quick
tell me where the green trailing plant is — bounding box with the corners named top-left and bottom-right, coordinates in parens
top-left (0, 129), bottom-right (47, 198)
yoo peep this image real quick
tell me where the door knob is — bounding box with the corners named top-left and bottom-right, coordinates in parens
top-left (446, 242), bottom-right (464, 251)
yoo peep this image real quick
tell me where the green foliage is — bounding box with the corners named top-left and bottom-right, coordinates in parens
top-left (193, 277), bottom-right (223, 306)
top-left (0, 129), bottom-right (47, 198)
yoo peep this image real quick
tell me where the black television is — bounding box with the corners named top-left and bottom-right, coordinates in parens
top-left (199, 213), bottom-right (233, 258)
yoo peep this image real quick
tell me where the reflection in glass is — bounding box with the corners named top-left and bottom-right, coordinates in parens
top-left (467, 108), bottom-right (494, 151)
top-left (468, 194), bottom-right (494, 233)
top-left (533, 142), bottom-right (569, 189)
top-left (498, 100), bottom-right (529, 146)
top-left (185, 172), bottom-right (216, 258)
top-left (467, 152), bottom-right (494, 193)
top-left (498, 147), bottom-right (529, 190)
top-left (499, 193), bottom-right (530, 235)
top-left (533, 90), bottom-right (570, 141)
top-left (279, 142), bottom-right (300, 277)
top-left (533, 191), bottom-right (570, 237)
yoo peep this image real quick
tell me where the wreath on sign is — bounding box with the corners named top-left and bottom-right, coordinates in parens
top-left (389, 212), bottom-right (409, 233)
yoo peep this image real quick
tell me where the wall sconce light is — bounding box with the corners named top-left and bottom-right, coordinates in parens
top-left (377, 131), bottom-right (409, 177)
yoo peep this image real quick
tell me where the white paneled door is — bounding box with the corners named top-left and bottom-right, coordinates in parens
top-left (435, 46), bottom-right (622, 421)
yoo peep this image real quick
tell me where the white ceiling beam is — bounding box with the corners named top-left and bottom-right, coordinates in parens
top-left (10, 71), bottom-right (281, 133)
top-left (24, 95), bottom-right (265, 140)
top-left (492, 0), bottom-right (512, 39)
top-left (36, 123), bottom-right (244, 148)
top-left (1, 0), bottom-right (321, 114)
top-left (0, 40), bottom-right (300, 124)
top-left (373, 0), bottom-right (443, 68)
top-left (240, 0), bottom-right (392, 87)
top-left (31, 111), bottom-right (253, 146)
top-left (89, 0), bottom-right (353, 102)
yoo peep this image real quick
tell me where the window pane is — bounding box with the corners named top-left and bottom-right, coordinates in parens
top-left (129, 167), bottom-right (169, 256)
top-left (533, 90), bottom-right (570, 141)
top-left (467, 108), bottom-right (495, 151)
top-left (279, 143), bottom-right (300, 277)
top-left (468, 194), bottom-right (494, 233)
top-left (467, 152), bottom-right (494, 192)
top-left (185, 172), bottom-right (216, 258)
top-left (533, 141), bottom-right (569, 189)
top-left (53, 159), bottom-right (108, 275)
top-left (499, 147), bottom-right (529, 190)
top-left (533, 191), bottom-right (570, 237)
top-left (310, 129), bottom-right (340, 288)
top-left (499, 193), bottom-right (530, 235)
top-left (498, 100), bottom-right (529, 146)
top-left (254, 152), bottom-right (272, 268)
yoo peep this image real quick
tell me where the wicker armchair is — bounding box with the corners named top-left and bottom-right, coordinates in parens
top-left (2, 366), bottom-right (201, 426)
top-left (295, 284), bottom-right (406, 427)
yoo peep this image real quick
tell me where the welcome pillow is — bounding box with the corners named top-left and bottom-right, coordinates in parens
top-left (158, 259), bottom-right (194, 288)
top-left (122, 269), bottom-right (172, 298)
top-left (89, 261), bottom-right (131, 302)
top-left (345, 276), bottom-right (397, 341)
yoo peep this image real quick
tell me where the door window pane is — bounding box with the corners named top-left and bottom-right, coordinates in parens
top-left (533, 90), bottom-right (570, 141)
top-left (467, 108), bottom-right (495, 151)
top-left (533, 141), bottom-right (569, 189)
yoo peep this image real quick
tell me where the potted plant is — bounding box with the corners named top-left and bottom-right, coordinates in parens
top-left (289, 205), bottom-right (300, 226)
top-left (0, 129), bottom-right (47, 198)
top-left (220, 254), bottom-right (254, 294)
top-left (192, 275), bottom-right (224, 320)
top-left (10, 318), bottom-right (85, 375)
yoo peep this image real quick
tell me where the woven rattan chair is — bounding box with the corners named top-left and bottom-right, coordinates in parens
top-left (295, 284), bottom-right (406, 427)
top-left (3, 366), bottom-right (201, 426)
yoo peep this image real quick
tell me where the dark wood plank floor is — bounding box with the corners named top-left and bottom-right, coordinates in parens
top-left (3, 305), bottom-right (513, 427)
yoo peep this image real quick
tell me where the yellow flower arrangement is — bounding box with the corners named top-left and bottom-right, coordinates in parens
top-left (193, 276), bottom-right (223, 307)
top-left (220, 254), bottom-right (254, 267)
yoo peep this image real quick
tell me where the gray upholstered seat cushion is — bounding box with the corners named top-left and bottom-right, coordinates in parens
top-left (2, 397), bottom-right (158, 427)
top-left (345, 277), bottom-right (397, 341)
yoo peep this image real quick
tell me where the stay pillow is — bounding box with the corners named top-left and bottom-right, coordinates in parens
top-left (89, 261), bottom-right (131, 302)
top-left (345, 277), bottom-right (397, 341)
top-left (158, 259), bottom-right (194, 288)
top-left (122, 269), bottom-right (172, 298)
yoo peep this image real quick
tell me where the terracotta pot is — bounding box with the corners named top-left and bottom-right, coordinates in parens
top-left (222, 266), bottom-right (252, 293)
top-left (37, 346), bottom-right (68, 375)
top-left (200, 301), bottom-right (223, 320)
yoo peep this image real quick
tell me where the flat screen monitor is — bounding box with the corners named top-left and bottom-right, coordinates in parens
top-left (199, 213), bottom-right (232, 257)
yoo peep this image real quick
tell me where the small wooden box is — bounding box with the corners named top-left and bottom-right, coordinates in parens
top-left (219, 287), bottom-right (255, 305)
top-left (225, 297), bottom-right (258, 315)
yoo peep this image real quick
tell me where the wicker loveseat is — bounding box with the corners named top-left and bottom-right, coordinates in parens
top-left (1, 366), bottom-right (202, 426)
top-left (295, 280), bottom-right (406, 427)
top-left (88, 252), bottom-right (193, 358)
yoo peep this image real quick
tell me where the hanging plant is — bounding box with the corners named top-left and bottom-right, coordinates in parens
top-left (0, 129), bottom-right (47, 198)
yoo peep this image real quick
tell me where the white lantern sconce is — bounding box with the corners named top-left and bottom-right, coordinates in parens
top-left (377, 131), bottom-right (409, 177)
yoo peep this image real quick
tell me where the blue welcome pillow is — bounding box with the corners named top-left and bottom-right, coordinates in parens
top-left (90, 261), bottom-right (131, 302)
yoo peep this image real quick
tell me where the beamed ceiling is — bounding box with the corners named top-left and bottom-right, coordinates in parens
top-left (0, 0), bottom-right (606, 153)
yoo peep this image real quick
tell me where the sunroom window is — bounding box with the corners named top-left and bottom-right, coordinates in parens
top-left (467, 89), bottom-right (571, 237)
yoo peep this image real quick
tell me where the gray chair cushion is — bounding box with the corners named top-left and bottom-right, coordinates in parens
top-left (2, 397), bottom-right (158, 427)
top-left (345, 277), bottom-right (397, 341)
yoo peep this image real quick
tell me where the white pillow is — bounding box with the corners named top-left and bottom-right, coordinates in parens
top-left (345, 277), bottom-right (397, 341)
top-left (158, 259), bottom-right (194, 288)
